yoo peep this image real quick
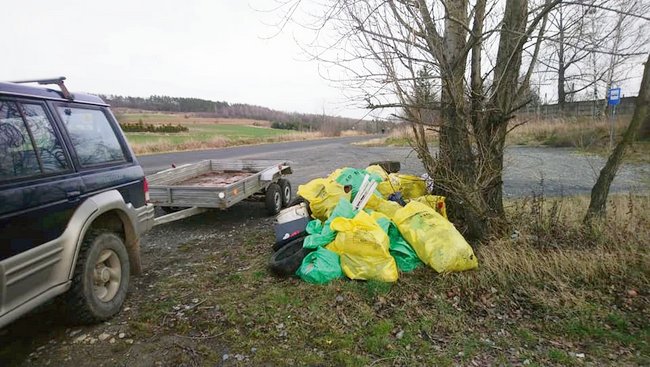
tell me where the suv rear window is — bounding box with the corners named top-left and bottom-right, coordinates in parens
top-left (0, 101), bottom-right (69, 181)
top-left (57, 107), bottom-right (126, 166)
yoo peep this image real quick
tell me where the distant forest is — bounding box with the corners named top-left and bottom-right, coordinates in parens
top-left (99, 94), bottom-right (375, 132)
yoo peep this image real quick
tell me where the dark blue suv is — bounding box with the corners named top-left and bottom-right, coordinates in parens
top-left (0, 78), bottom-right (154, 327)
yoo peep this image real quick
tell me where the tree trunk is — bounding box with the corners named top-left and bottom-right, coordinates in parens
top-left (585, 53), bottom-right (650, 222)
top-left (477, 0), bottom-right (528, 233)
top-left (433, 0), bottom-right (490, 238)
top-left (639, 106), bottom-right (650, 140)
top-left (557, 10), bottom-right (566, 113)
top-left (557, 63), bottom-right (566, 111)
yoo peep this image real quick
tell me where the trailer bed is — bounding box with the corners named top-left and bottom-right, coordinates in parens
top-left (147, 159), bottom-right (292, 210)
top-left (176, 171), bottom-right (254, 187)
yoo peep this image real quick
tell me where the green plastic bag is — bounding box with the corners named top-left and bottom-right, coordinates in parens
top-left (306, 219), bottom-right (323, 235)
top-left (296, 247), bottom-right (344, 284)
top-left (388, 224), bottom-right (422, 272)
top-left (333, 168), bottom-right (383, 200)
top-left (371, 212), bottom-right (422, 272)
top-left (303, 199), bottom-right (357, 249)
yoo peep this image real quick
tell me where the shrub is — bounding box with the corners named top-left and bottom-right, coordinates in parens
top-left (120, 121), bottom-right (189, 133)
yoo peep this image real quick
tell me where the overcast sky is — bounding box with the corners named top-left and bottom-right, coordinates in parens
top-left (2, 1), bottom-right (645, 119)
top-left (1, 0), bottom-right (367, 118)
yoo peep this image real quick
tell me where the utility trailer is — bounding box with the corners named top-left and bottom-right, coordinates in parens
top-left (147, 159), bottom-right (293, 226)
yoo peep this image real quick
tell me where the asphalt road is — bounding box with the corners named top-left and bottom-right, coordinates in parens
top-left (138, 136), bottom-right (649, 198)
top-left (137, 136), bottom-right (377, 175)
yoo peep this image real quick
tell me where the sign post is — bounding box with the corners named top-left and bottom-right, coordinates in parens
top-left (607, 87), bottom-right (621, 149)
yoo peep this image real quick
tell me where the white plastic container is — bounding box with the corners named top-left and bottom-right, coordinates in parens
top-left (276, 202), bottom-right (309, 224)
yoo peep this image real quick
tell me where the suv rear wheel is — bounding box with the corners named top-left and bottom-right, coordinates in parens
top-left (65, 230), bottom-right (130, 324)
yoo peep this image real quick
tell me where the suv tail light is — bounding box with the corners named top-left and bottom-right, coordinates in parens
top-left (143, 177), bottom-right (150, 203)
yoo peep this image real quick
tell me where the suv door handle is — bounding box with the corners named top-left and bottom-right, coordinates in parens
top-left (66, 190), bottom-right (81, 202)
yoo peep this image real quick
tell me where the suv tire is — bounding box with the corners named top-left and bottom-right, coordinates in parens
top-left (65, 230), bottom-right (130, 324)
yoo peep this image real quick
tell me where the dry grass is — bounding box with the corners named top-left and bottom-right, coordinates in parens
top-left (131, 131), bottom-right (323, 155)
top-left (356, 117), bottom-right (642, 156)
top-left (507, 116), bottom-right (631, 148)
top-left (340, 129), bottom-right (366, 137)
top-left (354, 124), bottom-right (437, 147)
top-left (443, 194), bottom-right (650, 307)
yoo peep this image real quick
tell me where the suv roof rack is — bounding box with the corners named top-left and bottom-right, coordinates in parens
top-left (10, 76), bottom-right (74, 100)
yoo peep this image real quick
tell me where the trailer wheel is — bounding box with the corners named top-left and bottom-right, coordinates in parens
top-left (265, 183), bottom-right (282, 215)
top-left (278, 179), bottom-right (292, 208)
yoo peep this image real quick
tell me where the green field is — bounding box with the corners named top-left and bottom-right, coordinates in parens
top-left (124, 124), bottom-right (291, 146)
top-left (113, 111), bottom-right (319, 154)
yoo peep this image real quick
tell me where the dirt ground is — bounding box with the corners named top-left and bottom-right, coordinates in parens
top-left (0, 202), bottom-right (273, 367)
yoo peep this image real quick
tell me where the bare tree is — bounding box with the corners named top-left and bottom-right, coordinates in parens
top-left (266, 0), bottom-right (560, 239)
top-left (539, 2), bottom-right (598, 110)
top-left (267, 0), bottom-right (647, 239)
top-left (585, 53), bottom-right (649, 222)
top-left (537, 0), bottom-right (649, 113)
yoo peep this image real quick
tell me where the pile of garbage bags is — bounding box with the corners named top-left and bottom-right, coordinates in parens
top-left (272, 165), bottom-right (478, 284)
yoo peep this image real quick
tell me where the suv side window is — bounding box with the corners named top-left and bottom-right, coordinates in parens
top-left (0, 101), bottom-right (67, 181)
top-left (57, 106), bottom-right (126, 166)
top-left (22, 104), bottom-right (69, 173)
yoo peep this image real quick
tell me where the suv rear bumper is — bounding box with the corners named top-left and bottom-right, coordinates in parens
top-left (135, 204), bottom-right (155, 235)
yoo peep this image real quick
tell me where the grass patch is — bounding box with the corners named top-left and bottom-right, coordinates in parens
top-left (355, 124), bottom-right (437, 147)
top-left (125, 124), bottom-right (324, 154)
top-left (114, 111), bottom-right (329, 154)
top-left (362, 116), bottom-right (649, 166)
top-left (123, 194), bottom-right (649, 365)
top-left (507, 115), bottom-right (650, 163)
top-left (507, 116), bottom-right (631, 148)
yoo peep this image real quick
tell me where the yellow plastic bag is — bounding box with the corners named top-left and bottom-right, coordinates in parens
top-left (377, 173), bottom-right (427, 199)
top-left (365, 194), bottom-right (402, 219)
top-left (392, 201), bottom-right (478, 273)
top-left (297, 178), bottom-right (351, 221)
top-left (326, 210), bottom-right (398, 282)
top-left (365, 165), bottom-right (389, 181)
top-left (327, 168), bottom-right (346, 181)
top-left (412, 195), bottom-right (448, 219)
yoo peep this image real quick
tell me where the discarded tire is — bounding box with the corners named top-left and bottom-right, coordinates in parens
top-left (269, 237), bottom-right (311, 277)
top-left (272, 231), bottom-right (308, 252)
top-left (369, 160), bottom-right (401, 174)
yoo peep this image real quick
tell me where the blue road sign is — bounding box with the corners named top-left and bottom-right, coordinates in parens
top-left (608, 87), bottom-right (621, 105)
